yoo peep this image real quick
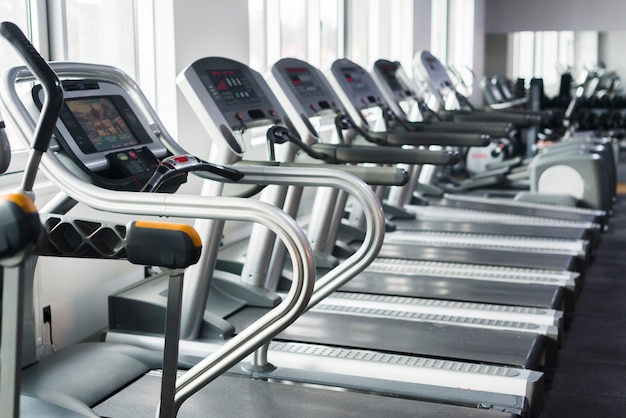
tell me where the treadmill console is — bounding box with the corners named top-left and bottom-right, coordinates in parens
top-left (330, 59), bottom-right (386, 111)
top-left (373, 59), bottom-right (417, 101)
top-left (272, 58), bottom-right (342, 118)
top-left (415, 50), bottom-right (455, 95)
top-left (186, 57), bottom-right (284, 130)
top-left (33, 80), bottom-right (170, 191)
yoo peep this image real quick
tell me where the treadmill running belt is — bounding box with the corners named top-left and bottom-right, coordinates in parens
top-left (438, 196), bottom-right (602, 224)
top-left (228, 308), bottom-right (545, 368)
top-left (376, 243), bottom-right (579, 271)
top-left (94, 372), bottom-right (515, 418)
top-left (392, 219), bottom-right (589, 241)
top-left (340, 272), bottom-right (565, 309)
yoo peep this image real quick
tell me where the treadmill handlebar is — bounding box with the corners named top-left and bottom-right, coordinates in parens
top-left (369, 131), bottom-right (491, 147)
top-left (410, 120), bottom-right (515, 138)
top-left (267, 125), bottom-right (329, 161)
top-left (233, 160), bottom-right (409, 186)
top-left (336, 113), bottom-right (386, 145)
top-left (311, 143), bottom-right (459, 165)
top-left (452, 111), bottom-right (542, 127)
top-left (282, 162), bottom-right (408, 186)
top-left (141, 154), bottom-right (243, 193)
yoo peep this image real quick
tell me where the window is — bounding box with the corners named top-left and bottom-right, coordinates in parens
top-left (345, 0), bottom-right (413, 74)
top-left (249, 0), bottom-right (412, 75)
top-left (429, 0), bottom-right (475, 97)
top-left (62, 0), bottom-right (138, 76)
top-left (49, 0), bottom-right (155, 97)
top-left (249, 0), bottom-right (344, 73)
top-left (512, 31), bottom-right (575, 97)
top-left (0, 0), bottom-right (152, 156)
top-left (0, 0), bottom-right (30, 151)
top-left (0, 1), bottom-right (29, 72)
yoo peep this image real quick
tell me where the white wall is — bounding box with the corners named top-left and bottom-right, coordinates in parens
top-left (154, 0), bottom-right (250, 158)
top-left (471, 0), bottom-right (486, 104)
top-left (485, 0), bottom-right (626, 33)
top-left (413, 0), bottom-right (432, 54)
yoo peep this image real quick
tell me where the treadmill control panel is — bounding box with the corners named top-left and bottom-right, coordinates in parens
top-left (187, 57), bottom-right (283, 129)
top-left (33, 80), bottom-right (169, 190)
top-left (330, 59), bottom-right (386, 111)
top-left (272, 59), bottom-right (342, 118)
top-left (207, 69), bottom-right (261, 106)
top-left (416, 50), bottom-right (455, 93)
top-left (373, 59), bottom-right (416, 101)
top-left (106, 147), bottom-right (160, 180)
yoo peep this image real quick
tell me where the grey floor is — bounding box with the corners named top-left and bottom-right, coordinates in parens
top-left (539, 158), bottom-right (626, 417)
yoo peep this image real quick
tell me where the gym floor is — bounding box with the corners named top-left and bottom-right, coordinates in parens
top-left (540, 153), bottom-right (626, 417)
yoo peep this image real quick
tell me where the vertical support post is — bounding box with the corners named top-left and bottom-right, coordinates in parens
top-left (0, 265), bottom-right (27, 418)
top-left (527, 78), bottom-right (542, 158)
top-left (158, 269), bottom-right (184, 418)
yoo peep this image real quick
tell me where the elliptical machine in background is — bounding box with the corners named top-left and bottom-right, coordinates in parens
top-left (413, 50), bottom-right (615, 211)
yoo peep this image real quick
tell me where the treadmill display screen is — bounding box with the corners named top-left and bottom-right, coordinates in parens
top-left (425, 55), bottom-right (441, 72)
top-left (62, 97), bottom-right (143, 154)
top-left (379, 63), bottom-right (405, 92)
top-left (207, 69), bottom-right (260, 105)
top-left (285, 67), bottom-right (324, 97)
top-left (341, 67), bottom-right (369, 92)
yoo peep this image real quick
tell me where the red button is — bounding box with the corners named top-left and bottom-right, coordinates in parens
top-left (174, 156), bottom-right (189, 163)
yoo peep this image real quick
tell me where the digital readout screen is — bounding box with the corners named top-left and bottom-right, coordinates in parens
top-left (285, 67), bottom-right (324, 97)
top-left (207, 69), bottom-right (260, 105)
top-left (378, 63), bottom-right (405, 92)
top-left (341, 67), bottom-right (369, 92)
top-left (65, 97), bottom-right (139, 152)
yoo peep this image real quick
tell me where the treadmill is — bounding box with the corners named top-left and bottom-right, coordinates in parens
top-left (174, 55), bottom-right (564, 361)
top-left (171, 56), bottom-right (559, 408)
top-left (0, 27), bottom-right (324, 418)
top-left (0, 53), bottom-right (509, 418)
top-left (269, 58), bottom-right (601, 241)
top-left (2, 61), bottom-right (542, 416)
top-left (326, 57), bottom-right (608, 225)
top-left (266, 58), bottom-right (583, 299)
top-left (176, 55), bottom-right (570, 300)
top-left (387, 55), bottom-right (618, 212)
top-left (266, 60), bottom-right (592, 277)
top-left (410, 51), bottom-right (615, 214)
top-left (322, 58), bottom-right (609, 271)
